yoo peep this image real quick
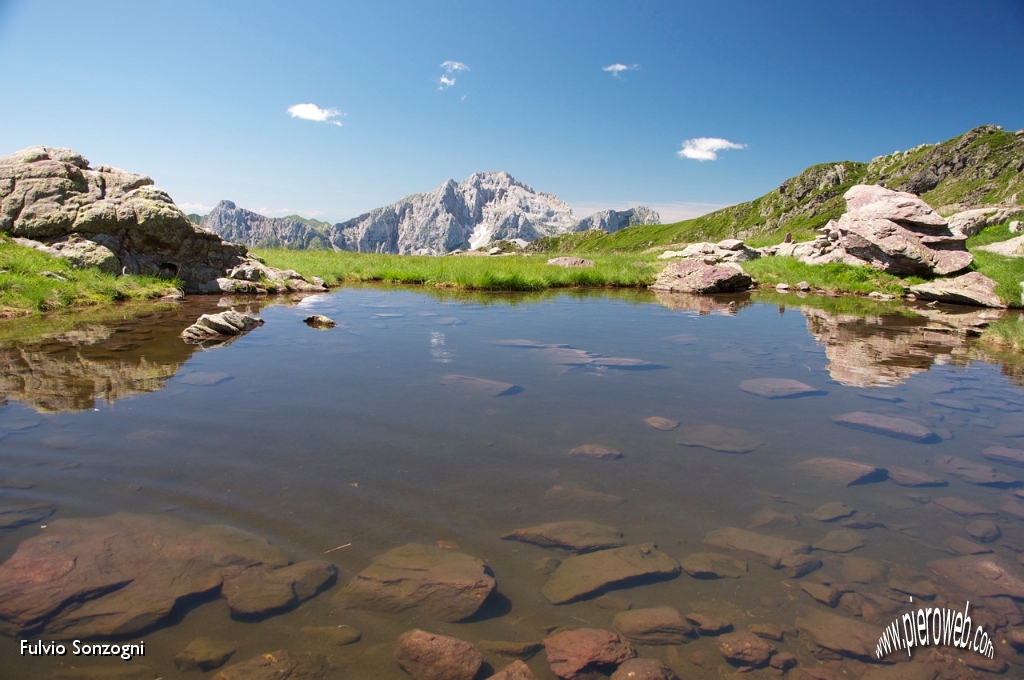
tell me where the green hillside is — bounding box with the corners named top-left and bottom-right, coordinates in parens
top-left (532, 125), bottom-right (1024, 254)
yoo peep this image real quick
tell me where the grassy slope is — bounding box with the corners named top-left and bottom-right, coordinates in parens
top-left (255, 249), bottom-right (658, 291)
top-left (534, 125), bottom-right (1024, 254)
top-left (0, 237), bottom-right (176, 316)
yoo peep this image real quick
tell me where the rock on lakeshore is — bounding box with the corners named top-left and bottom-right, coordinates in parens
top-left (909, 271), bottom-right (1006, 308)
top-left (650, 260), bottom-right (752, 294)
top-left (797, 184), bottom-right (973, 276)
top-left (0, 146), bottom-right (318, 293)
top-left (0, 513), bottom-right (301, 638)
top-left (335, 543), bottom-right (495, 621)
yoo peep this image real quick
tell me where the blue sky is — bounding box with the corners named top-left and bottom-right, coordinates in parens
top-left (1, 1), bottom-right (1022, 223)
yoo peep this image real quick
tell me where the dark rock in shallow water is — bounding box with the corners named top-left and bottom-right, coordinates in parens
top-left (929, 555), bottom-right (1024, 599)
top-left (813, 529), bottom-right (866, 553)
top-left (795, 609), bottom-right (882, 661)
top-left (211, 649), bottom-right (328, 680)
top-left (567, 443), bottom-right (623, 460)
top-left (832, 411), bottom-right (938, 442)
top-left (644, 416), bottom-right (679, 430)
top-left (610, 658), bottom-right (679, 680)
top-left (0, 503), bottom-right (54, 529)
top-left (502, 521), bottom-right (625, 552)
top-left (0, 513), bottom-right (290, 638)
top-left (704, 527), bottom-right (821, 577)
top-left (933, 496), bottom-right (997, 516)
top-left (886, 465), bottom-right (947, 487)
top-left (808, 502), bottom-right (855, 522)
top-left (491, 660), bottom-right (537, 680)
top-left (543, 628), bottom-right (635, 680)
top-left (541, 543), bottom-right (680, 604)
top-left (173, 637), bottom-right (236, 672)
top-left (678, 425), bottom-right (760, 453)
top-left (716, 630), bottom-right (775, 667)
top-left (679, 552), bottom-right (748, 579)
top-left (966, 519), bottom-right (1001, 543)
top-left (394, 629), bottom-right (483, 680)
top-left (335, 543), bottom-right (495, 622)
top-left (934, 455), bottom-right (1021, 487)
top-left (440, 374), bottom-right (522, 396)
top-left (221, 560), bottom-right (337, 618)
top-left (795, 457), bottom-right (887, 486)
top-left (613, 606), bottom-right (693, 644)
top-left (982, 445), bottom-right (1024, 468)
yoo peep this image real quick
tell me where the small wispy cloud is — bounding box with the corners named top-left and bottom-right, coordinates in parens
top-left (179, 202), bottom-right (214, 213)
top-left (603, 63), bottom-right (640, 78)
top-left (287, 103), bottom-right (345, 126)
top-left (438, 61), bottom-right (469, 91)
top-left (678, 137), bottom-right (747, 161)
top-left (257, 206), bottom-right (326, 217)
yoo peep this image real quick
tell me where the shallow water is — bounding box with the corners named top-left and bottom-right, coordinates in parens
top-left (1, 287), bottom-right (1024, 678)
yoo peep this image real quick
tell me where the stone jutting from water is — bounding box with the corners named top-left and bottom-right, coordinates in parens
top-left (393, 629), bottom-right (483, 680)
top-left (0, 513), bottom-right (293, 638)
top-left (543, 628), bottom-right (636, 680)
top-left (181, 310), bottom-right (264, 345)
top-left (910, 271), bottom-right (1006, 308)
top-left (831, 411), bottom-right (938, 442)
top-left (541, 543), bottom-right (680, 604)
top-left (703, 527), bottom-right (821, 577)
top-left (501, 521), bottom-right (625, 552)
top-left (335, 543), bottom-right (495, 622)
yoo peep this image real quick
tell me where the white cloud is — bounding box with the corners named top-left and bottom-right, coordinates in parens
top-left (179, 202), bottom-right (214, 213)
top-left (678, 137), bottom-right (747, 161)
top-left (257, 206), bottom-right (326, 217)
top-left (287, 103), bottom-right (344, 126)
top-left (438, 75), bottom-right (457, 90)
top-left (603, 63), bottom-right (639, 78)
top-left (441, 60), bottom-right (470, 73)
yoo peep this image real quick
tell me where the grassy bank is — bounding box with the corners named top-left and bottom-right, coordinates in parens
top-left (255, 249), bottom-right (658, 290)
top-left (0, 237), bottom-right (176, 317)
top-left (743, 257), bottom-right (922, 297)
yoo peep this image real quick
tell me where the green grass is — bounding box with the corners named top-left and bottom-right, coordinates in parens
top-left (981, 315), bottom-right (1024, 352)
top-left (0, 237), bottom-right (177, 315)
top-left (743, 257), bottom-right (923, 296)
top-left (255, 249), bottom-right (658, 291)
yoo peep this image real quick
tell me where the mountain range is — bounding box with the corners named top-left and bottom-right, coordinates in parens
top-left (200, 171), bottom-right (659, 254)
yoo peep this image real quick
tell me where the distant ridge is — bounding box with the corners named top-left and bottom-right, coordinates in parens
top-left (202, 172), bottom-right (659, 254)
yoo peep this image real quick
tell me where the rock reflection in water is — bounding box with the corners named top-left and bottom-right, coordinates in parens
top-left (0, 299), bottom-right (272, 413)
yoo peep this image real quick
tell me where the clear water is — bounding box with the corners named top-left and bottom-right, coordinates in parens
top-left (1, 287), bottom-right (1023, 678)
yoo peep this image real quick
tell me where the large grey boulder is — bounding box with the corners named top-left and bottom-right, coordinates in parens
top-left (658, 239), bottom-right (760, 264)
top-left (181, 310), bottom-right (264, 345)
top-left (0, 146), bottom-right (318, 293)
top-left (798, 185), bottom-right (972, 276)
top-left (948, 205), bottom-right (1023, 237)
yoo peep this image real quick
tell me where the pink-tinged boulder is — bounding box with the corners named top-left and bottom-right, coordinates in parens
top-left (650, 260), bottom-right (751, 294)
top-left (609, 658), bottom-right (679, 680)
top-left (716, 630), bottom-right (776, 667)
top-left (544, 628), bottom-right (636, 680)
top-left (831, 411), bottom-right (938, 442)
top-left (335, 543), bottom-right (495, 622)
top-left (795, 609), bottom-right (882, 661)
top-left (0, 513), bottom-right (290, 638)
top-left (211, 650), bottom-right (327, 680)
top-left (541, 543), bottom-right (680, 604)
top-left (704, 527), bottom-right (821, 577)
top-left (220, 560), bottom-right (337, 618)
top-left (934, 455), bottom-right (1020, 488)
top-left (491, 660), bottom-right (537, 680)
top-left (547, 257), bottom-right (594, 268)
top-left (928, 555), bottom-right (1024, 599)
top-left (795, 457), bottom-right (887, 486)
top-left (394, 629), bottom-right (483, 680)
top-left (843, 185), bottom-right (947, 227)
top-left (739, 378), bottom-right (823, 399)
top-left (910, 272), bottom-right (1006, 308)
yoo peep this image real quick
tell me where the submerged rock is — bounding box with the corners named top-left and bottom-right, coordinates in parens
top-left (211, 650), bottom-right (327, 680)
top-left (929, 555), bottom-right (1024, 599)
top-left (613, 606), bottom-right (693, 645)
top-left (886, 465), bottom-right (947, 487)
top-left (716, 630), bottom-right (775, 667)
top-left (933, 496), bottom-right (998, 517)
top-left (544, 628), bottom-right (636, 680)
top-left (832, 411), bottom-right (938, 442)
top-left (795, 457), bottom-right (887, 486)
top-left (679, 552), bottom-right (748, 579)
top-left (704, 527), bottom-right (821, 577)
top-left (181, 310), bottom-right (264, 345)
top-left (678, 425), bottom-right (760, 453)
top-left (501, 521), bottom-right (625, 552)
top-left (568, 444), bottom-right (623, 460)
top-left (394, 629), bottom-right (483, 680)
top-left (0, 513), bottom-right (292, 638)
top-left (221, 560), bottom-right (336, 618)
top-left (491, 660), bottom-right (537, 680)
top-left (0, 503), bottom-right (55, 530)
top-left (174, 637), bottom-right (236, 672)
top-left (795, 609), bottom-right (882, 660)
top-left (609, 658), bottom-right (679, 680)
top-left (440, 374), bottom-right (522, 396)
top-left (542, 543), bottom-right (680, 604)
top-left (335, 543), bottom-right (495, 622)
top-left (934, 455), bottom-right (1020, 487)
top-left (982, 445), bottom-right (1024, 468)
top-left (748, 507), bottom-right (800, 528)
top-left (808, 502), bottom-right (856, 522)
top-left (643, 416), bottom-right (679, 430)
top-left (739, 378), bottom-right (823, 399)
top-left (813, 529), bottom-right (866, 553)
